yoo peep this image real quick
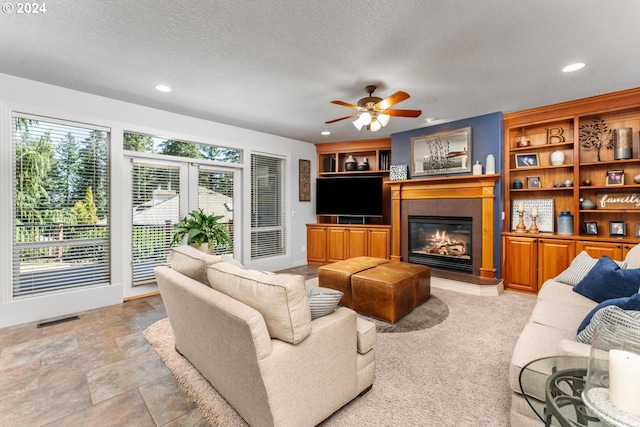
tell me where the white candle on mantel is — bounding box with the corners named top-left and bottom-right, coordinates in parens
top-left (609, 349), bottom-right (640, 416)
top-left (531, 206), bottom-right (538, 217)
top-left (518, 202), bottom-right (524, 212)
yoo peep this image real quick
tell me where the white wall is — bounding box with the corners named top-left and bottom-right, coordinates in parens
top-left (0, 73), bottom-right (317, 328)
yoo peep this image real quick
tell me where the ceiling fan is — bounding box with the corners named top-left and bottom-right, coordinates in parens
top-left (326, 85), bottom-right (422, 131)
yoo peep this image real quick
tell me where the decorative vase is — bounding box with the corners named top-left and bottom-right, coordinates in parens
top-left (613, 127), bottom-right (633, 160)
top-left (472, 161), bottom-right (482, 175)
top-left (356, 157), bottom-right (369, 171)
top-left (550, 150), bottom-right (565, 166)
top-left (634, 174), bottom-right (640, 184)
top-left (557, 211), bottom-right (573, 235)
top-left (513, 178), bottom-right (523, 189)
top-left (345, 155), bottom-right (357, 171)
top-left (580, 198), bottom-right (596, 210)
top-left (515, 128), bottom-right (529, 147)
top-left (485, 154), bottom-right (495, 174)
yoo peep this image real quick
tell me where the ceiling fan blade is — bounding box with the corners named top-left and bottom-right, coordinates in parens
top-left (384, 109), bottom-right (422, 118)
top-left (325, 114), bottom-right (358, 124)
top-left (376, 91), bottom-right (410, 110)
top-left (330, 100), bottom-right (361, 110)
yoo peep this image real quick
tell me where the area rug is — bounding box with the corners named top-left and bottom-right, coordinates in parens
top-left (304, 277), bottom-right (449, 333)
top-left (144, 287), bottom-right (538, 426)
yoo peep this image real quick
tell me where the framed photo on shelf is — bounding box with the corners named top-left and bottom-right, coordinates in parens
top-left (606, 170), bottom-right (624, 186)
top-left (526, 176), bottom-right (540, 188)
top-left (584, 221), bottom-right (598, 235)
top-left (515, 153), bottom-right (540, 168)
top-left (609, 221), bottom-right (626, 237)
top-left (636, 224), bottom-right (640, 238)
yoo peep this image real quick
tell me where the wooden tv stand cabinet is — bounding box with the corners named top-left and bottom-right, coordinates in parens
top-left (306, 223), bottom-right (391, 264)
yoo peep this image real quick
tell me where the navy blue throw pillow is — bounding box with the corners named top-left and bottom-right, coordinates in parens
top-left (573, 256), bottom-right (640, 303)
top-left (576, 293), bottom-right (640, 334)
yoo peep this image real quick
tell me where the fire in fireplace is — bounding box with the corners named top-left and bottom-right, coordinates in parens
top-left (408, 215), bottom-right (472, 273)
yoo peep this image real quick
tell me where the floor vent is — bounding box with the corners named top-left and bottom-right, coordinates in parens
top-left (37, 315), bottom-right (80, 328)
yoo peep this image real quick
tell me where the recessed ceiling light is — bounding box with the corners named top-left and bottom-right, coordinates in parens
top-left (562, 63), bottom-right (585, 73)
top-left (155, 84), bottom-right (172, 92)
top-left (321, 131), bottom-right (331, 136)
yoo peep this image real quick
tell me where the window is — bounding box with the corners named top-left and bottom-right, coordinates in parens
top-left (198, 168), bottom-right (234, 255)
top-left (131, 161), bottom-right (179, 285)
top-left (12, 114), bottom-right (110, 297)
top-left (251, 154), bottom-right (286, 259)
top-left (123, 132), bottom-right (241, 164)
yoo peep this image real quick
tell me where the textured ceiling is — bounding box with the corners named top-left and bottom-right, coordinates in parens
top-left (1, 0), bottom-right (639, 144)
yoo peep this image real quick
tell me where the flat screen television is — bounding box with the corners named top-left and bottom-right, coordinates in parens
top-left (316, 176), bottom-right (383, 218)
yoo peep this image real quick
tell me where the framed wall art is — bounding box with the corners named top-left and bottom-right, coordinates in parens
top-left (511, 198), bottom-right (555, 232)
top-left (298, 159), bottom-right (311, 201)
top-left (410, 127), bottom-right (472, 176)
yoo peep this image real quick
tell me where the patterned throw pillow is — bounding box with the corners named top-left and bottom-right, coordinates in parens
top-left (577, 305), bottom-right (640, 345)
top-left (556, 251), bottom-right (627, 286)
top-left (577, 294), bottom-right (640, 334)
top-left (306, 287), bottom-right (343, 320)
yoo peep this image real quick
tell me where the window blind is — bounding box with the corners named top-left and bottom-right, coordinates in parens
top-left (131, 161), bottom-right (180, 285)
top-left (12, 114), bottom-right (110, 298)
top-left (250, 154), bottom-right (286, 259)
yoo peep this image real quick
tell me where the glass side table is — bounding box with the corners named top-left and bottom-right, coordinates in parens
top-left (519, 355), bottom-right (611, 427)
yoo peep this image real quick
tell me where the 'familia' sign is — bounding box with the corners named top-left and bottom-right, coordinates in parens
top-left (597, 193), bottom-right (640, 209)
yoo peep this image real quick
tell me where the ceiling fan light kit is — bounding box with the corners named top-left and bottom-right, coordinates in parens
top-left (327, 85), bottom-right (422, 132)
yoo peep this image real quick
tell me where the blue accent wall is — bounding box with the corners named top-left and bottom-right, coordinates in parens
top-left (391, 112), bottom-right (505, 278)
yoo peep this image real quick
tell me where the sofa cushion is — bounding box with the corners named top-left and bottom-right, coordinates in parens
top-left (168, 245), bottom-right (222, 285)
top-left (573, 257), bottom-right (640, 302)
top-left (530, 297), bottom-right (594, 333)
top-left (207, 262), bottom-right (312, 344)
top-left (555, 251), bottom-right (626, 286)
top-left (306, 287), bottom-right (343, 319)
top-left (356, 317), bottom-right (376, 354)
top-left (577, 305), bottom-right (640, 344)
top-left (538, 279), bottom-right (597, 309)
top-left (577, 294), bottom-right (640, 334)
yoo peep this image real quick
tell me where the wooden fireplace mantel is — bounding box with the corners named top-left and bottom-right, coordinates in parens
top-left (388, 174), bottom-right (500, 279)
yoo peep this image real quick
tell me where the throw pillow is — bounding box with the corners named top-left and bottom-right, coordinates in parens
top-left (577, 305), bottom-right (640, 344)
top-left (555, 251), bottom-right (626, 286)
top-left (573, 256), bottom-right (640, 302)
top-left (577, 293), bottom-right (640, 334)
top-left (306, 287), bottom-right (343, 320)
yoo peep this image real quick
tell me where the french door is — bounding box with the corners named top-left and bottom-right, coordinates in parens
top-left (129, 158), bottom-right (238, 286)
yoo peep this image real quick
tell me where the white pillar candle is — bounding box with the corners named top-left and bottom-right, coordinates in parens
top-left (518, 202), bottom-right (524, 212)
top-left (531, 206), bottom-right (538, 217)
top-left (609, 349), bottom-right (640, 416)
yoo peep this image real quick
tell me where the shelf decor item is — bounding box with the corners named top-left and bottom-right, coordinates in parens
top-left (613, 128), bottom-right (633, 160)
top-left (512, 178), bottom-right (523, 189)
top-left (583, 322), bottom-right (640, 426)
top-left (557, 211), bottom-right (574, 235)
top-left (515, 153), bottom-right (540, 168)
top-left (546, 126), bottom-right (565, 144)
top-left (606, 170), bottom-right (625, 186)
top-left (514, 202), bottom-right (527, 233)
top-left (609, 221), bottom-right (626, 237)
top-left (515, 128), bottom-right (529, 147)
top-left (527, 176), bottom-right (540, 188)
top-left (511, 199), bottom-right (554, 232)
top-left (595, 192), bottom-right (640, 210)
top-left (485, 154), bottom-right (495, 174)
top-left (344, 155), bottom-right (357, 171)
top-left (580, 116), bottom-right (613, 162)
top-left (389, 164), bottom-right (408, 181)
top-left (550, 149), bottom-right (565, 165)
top-left (356, 157), bottom-right (370, 171)
top-left (636, 224), bottom-right (640, 238)
top-left (472, 160), bottom-right (482, 175)
top-left (529, 206), bottom-right (539, 234)
top-left (580, 198), bottom-right (596, 210)
top-left (584, 221), bottom-right (598, 235)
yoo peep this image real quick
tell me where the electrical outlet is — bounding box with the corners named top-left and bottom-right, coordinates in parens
top-left (301, 245), bottom-right (306, 253)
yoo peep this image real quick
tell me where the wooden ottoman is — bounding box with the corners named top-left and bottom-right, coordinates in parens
top-left (376, 262), bottom-right (431, 308)
top-left (351, 267), bottom-right (416, 323)
top-left (318, 257), bottom-right (390, 308)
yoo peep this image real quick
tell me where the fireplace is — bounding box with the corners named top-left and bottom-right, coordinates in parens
top-left (408, 216), bottom-right (472, 273)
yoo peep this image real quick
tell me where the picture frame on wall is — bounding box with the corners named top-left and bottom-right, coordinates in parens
top-left (606, 170), bottom-right (624, 186)
top-left (515, 153), bottom-right (540, 168)
top-left (526, 176), bottom-right (540, 188)
top-left (584, 221), bottom-right (598, 235)
top-left (609, 221), bottom-right (626, 237)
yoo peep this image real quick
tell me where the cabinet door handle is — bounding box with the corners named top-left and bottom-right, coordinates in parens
top-left (616, 245), bottom-right (621, 248)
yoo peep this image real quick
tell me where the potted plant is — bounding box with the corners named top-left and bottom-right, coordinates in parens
top-left (171, 209), bottom-right (232, 253)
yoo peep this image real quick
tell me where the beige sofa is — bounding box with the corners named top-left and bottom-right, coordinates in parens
top-left (509, 244), bottom-right (640, 426)
top-left (154, 246), bottom-right (376, 427)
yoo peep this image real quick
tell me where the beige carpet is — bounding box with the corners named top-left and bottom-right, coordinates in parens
top-left (144, 287), bottom-right (536, 427)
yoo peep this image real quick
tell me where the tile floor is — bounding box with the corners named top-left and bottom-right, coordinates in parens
top-left (0, 264), bottom-right (318, 427)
